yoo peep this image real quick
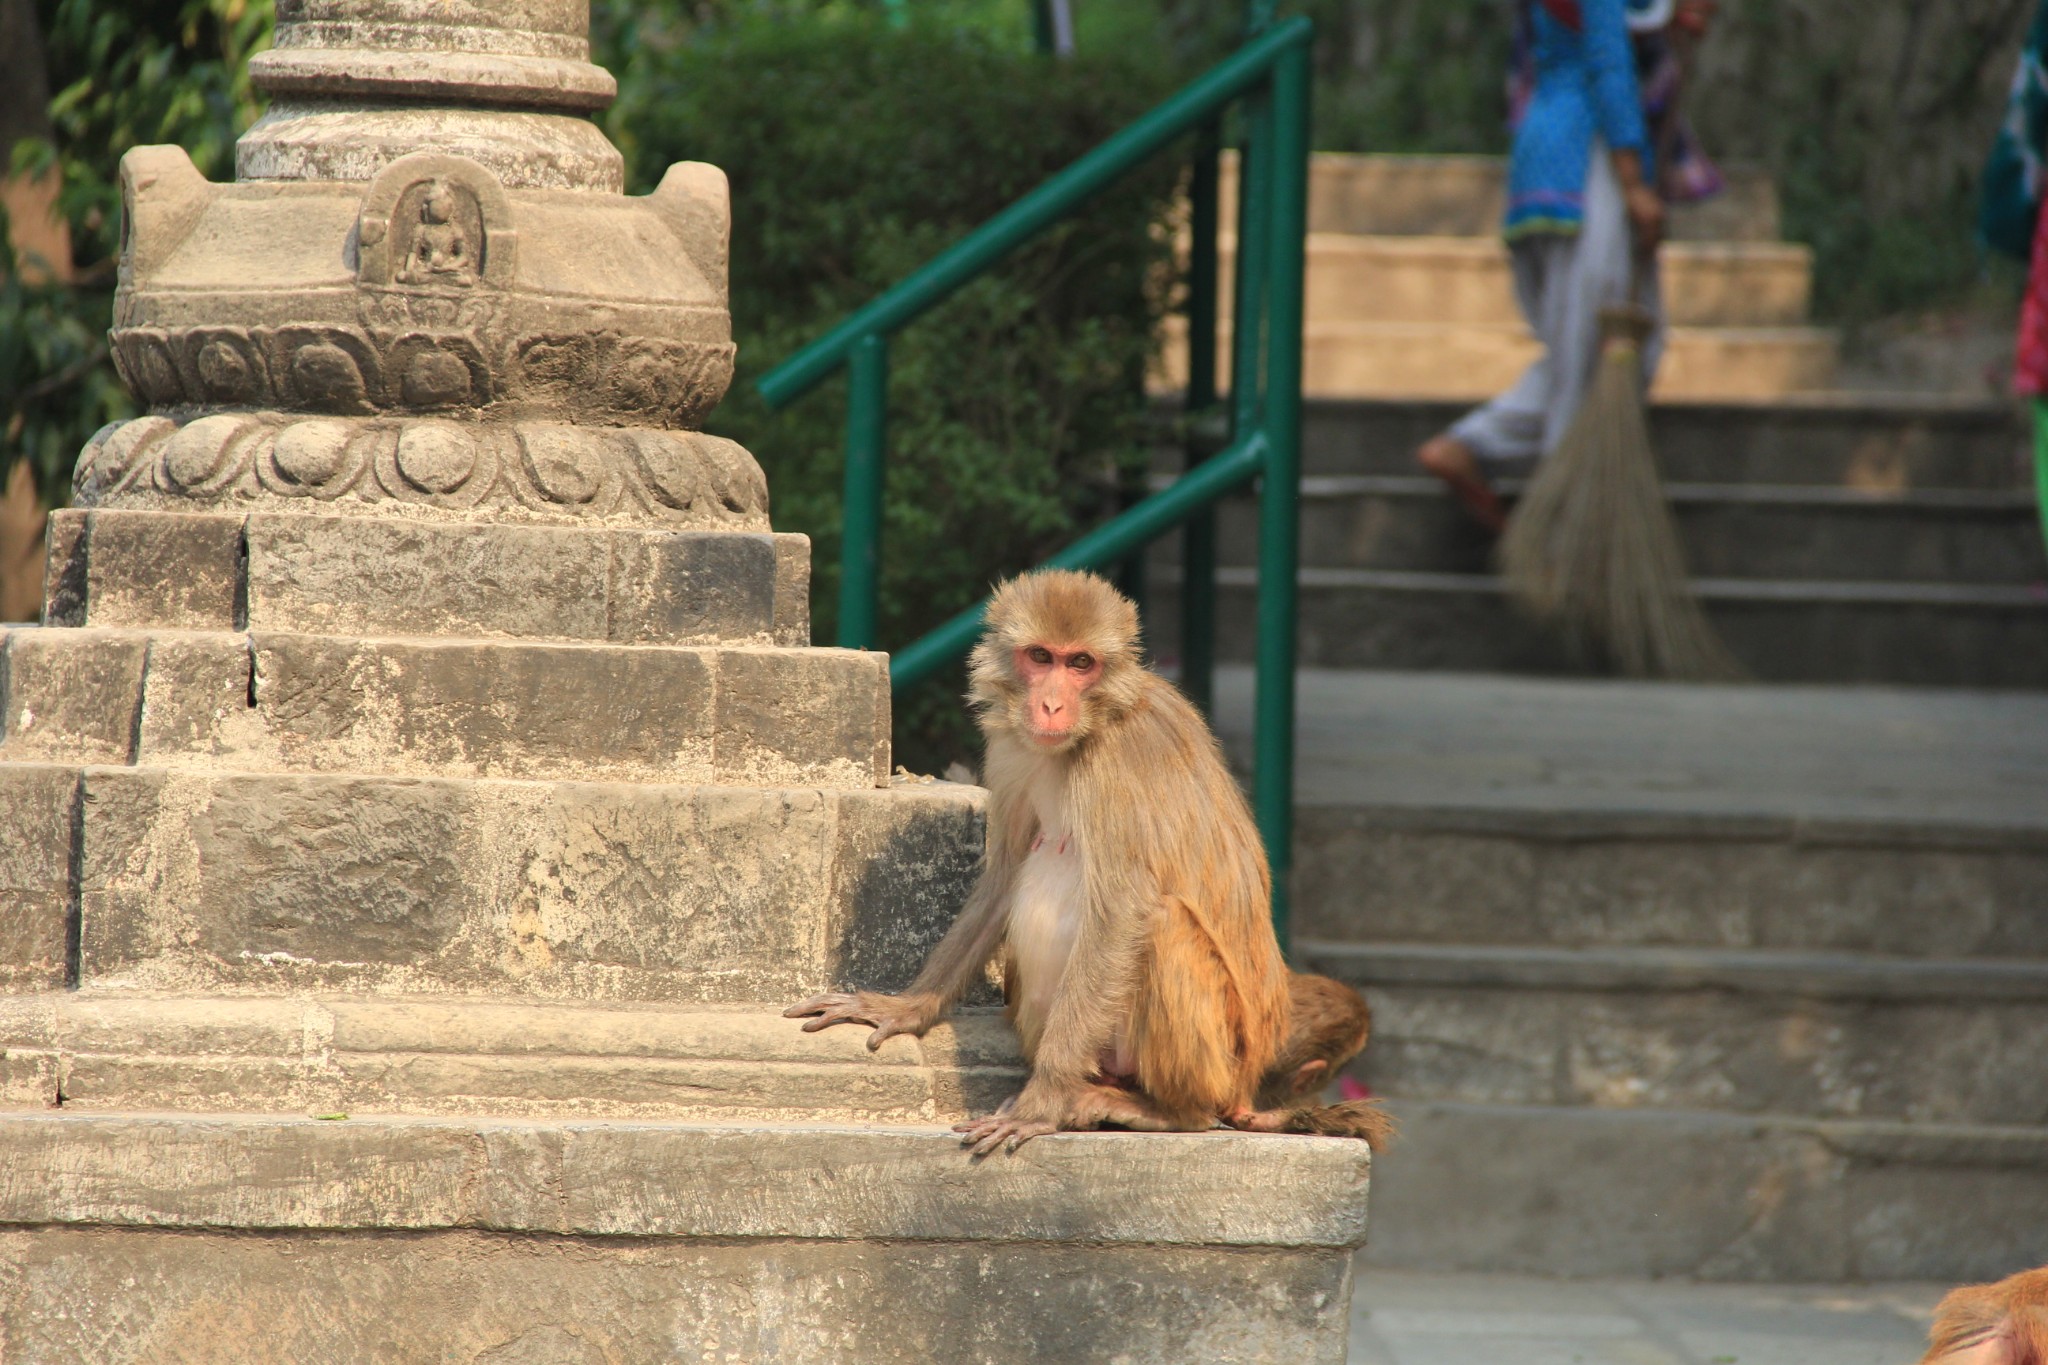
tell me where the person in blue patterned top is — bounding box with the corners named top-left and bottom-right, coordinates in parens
top-left (1415, 0), bottom-right (1685, 533)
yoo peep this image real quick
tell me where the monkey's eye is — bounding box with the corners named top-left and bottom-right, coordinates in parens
top-left (1069, 653), bottom-right (1095, 672)
top-left (1027, 646), bottom-right (1054, 665)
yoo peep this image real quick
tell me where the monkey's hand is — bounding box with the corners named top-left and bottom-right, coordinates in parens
top-left (954, 1081), bottom-right (1078, 1157)
top-left (782, 991), bottom-right (938, 1051)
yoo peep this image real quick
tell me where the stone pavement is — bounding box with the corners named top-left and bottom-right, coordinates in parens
top-left (1349, 1269), bottom-right (1946, 1365)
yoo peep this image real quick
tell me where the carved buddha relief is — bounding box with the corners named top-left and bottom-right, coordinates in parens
top-left (396, 179), bottom-right (482, 288)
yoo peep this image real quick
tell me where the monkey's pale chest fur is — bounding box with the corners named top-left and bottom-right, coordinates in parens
top-left (1005, 763), bottom-right (1134, 1075)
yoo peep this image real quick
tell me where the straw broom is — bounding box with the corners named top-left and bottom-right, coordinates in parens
top-left (1497, 296), bottom-right (1743, 680)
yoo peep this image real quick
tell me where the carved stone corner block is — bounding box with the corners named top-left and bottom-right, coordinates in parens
top-left (647, 161), bottom-right (733, 304)
top-left (117, 145), bottom-right (213, 284)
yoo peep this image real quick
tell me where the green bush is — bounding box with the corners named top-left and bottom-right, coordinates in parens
top-left (600, 8), bottom-right (1180, 769)
top-left (5, 0), bottom-right (270, 498)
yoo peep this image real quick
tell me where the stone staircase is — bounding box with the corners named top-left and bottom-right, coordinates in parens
top-left (1207, 664), bottom-right (2048, 1282)
top-left (1161, 152), bottom-right (1841, 401)
top-left (1145, 377), bottom-right (2048, 1276)
top-left (1160, 397), bottom-right (2048, 688)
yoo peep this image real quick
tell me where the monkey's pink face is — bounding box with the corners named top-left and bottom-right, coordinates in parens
top-left (1014, 643), bottom-right (1102, 747)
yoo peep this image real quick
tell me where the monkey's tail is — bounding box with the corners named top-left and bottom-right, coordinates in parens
top-left (1273, 1099), bottom-right (1397, 1148)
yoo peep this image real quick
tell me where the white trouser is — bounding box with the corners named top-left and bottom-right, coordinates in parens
top-left (1448, 143), bottom-right (1665, 466)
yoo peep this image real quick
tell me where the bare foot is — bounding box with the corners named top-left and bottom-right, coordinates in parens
top-left (1416, 436), bottom-right (1506, 534)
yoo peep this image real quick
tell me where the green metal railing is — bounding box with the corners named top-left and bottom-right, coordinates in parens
top-left (757, 16), bottom-right (1313, 945)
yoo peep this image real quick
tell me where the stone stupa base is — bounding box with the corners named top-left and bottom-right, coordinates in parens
top-left (0, 970), bottom-right (1371, 1361)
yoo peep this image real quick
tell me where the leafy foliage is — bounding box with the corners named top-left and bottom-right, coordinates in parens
top-left (4, 0), bottom-right (271, 498)
top-left (599, 7), bottom-right (1179, 768)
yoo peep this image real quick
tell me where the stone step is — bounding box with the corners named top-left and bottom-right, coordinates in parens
top-left (1147, 571), bottom-right (2048, 687)
top-left (1, 625), bottom-right (889, 788)
top-left (1303, 942), bottom-right (2048, 1127)
top-left (1289, 395), bottom-right (2028, 488)
top-left (0, 761), bottom-right (980, 1002)
top-left (1329, 321), bottom-right (1835, 401)
top-left (0, 993), bottom-right (1026, 1123)
top-left (44, 506), bottom-right (812, 646)
top-left (1235, 235), bottom-right (1814, 329)
top-left (1164, 475), bottom-right (2047, 586)
top-left (1239, 153), bottom-right (1784, 242)
top-left (1361, 1100), bottom-right (2048, 1281)
top-left (1207, 668), bottom-right (2048, 956)
top-left (0, 1110), bottom-right (1366, 1361)
top-left (1162, 319), bottom-right (1840, 401)
top-left (1288, 805), bottom-right (2048, 963)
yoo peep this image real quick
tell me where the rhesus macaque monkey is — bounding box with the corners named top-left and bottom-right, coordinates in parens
top-left (1254, 971), bottom-right (1378, 1113)
top-left (786, 570), bottom-right (1390, 1154)
top-left (1919, 1266), bottom-right (2048, 1365)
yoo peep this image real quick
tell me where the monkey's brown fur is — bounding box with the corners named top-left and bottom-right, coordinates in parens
top-left (1920, 1267), bottom-right (2048, 1365)
top-left (787, 570), bottom-right (1390, 1152)
top-left (1243, 972), bottom-right (1396, 1146)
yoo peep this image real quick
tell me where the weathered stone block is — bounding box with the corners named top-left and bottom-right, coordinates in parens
top-left (79, 508), bottom-right (245, 629)
top-left (0, 766), bottom-right (76, 993)
top-left (0, 628), bottom-right (146, 764)
top-left (0, 992), bottom-right (1025, 1122)
top-left (38, 508), bottom-right (244, 631)
top-left (134, 631), bottom-right (259, 760)
top-left (28, 626), bottom-right (890, 786)
top-left (251, 633), bottom-right (717, 781)
top-left (242, 512), bottom-right (785, 645)
top-left (717, 647), bottom-right (889, 789)
top-left (826, 780), bottom-right (985, 992)
top-left (39, 509), bottom-right (88, 627)
top-left (0, 1050), bottom-right (57, 1108)
top-left (604, 529), bottom-right (775, 644)
top-left (0, 1229), bottom-right (1353, 1363)
top-left (0, 1112), bottom-right (1371, 1248)
top-left (245, 511), bottom-right (613, 640)
top-left (80, 768), bottom-right (477, 976)
top-left (774, 531), bottom-right (812, 646)
top-left (75, 769), bottom-right (983, 1002)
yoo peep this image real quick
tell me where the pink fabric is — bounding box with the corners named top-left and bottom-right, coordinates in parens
top-left (2017, 199), bottom-right (2048, 395)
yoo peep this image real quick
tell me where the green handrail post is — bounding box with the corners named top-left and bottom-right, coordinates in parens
top-left (1030, 0), bottom-right (1055, 54)
top-left (1252, 35), bottom-right (1311, 954)
top-left (839, 333), bottom-right (889, 650)
top-left (1232, 92), bottom-right (1275, 437)
top-left (1181, 118), bottom-right (1223, 716)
